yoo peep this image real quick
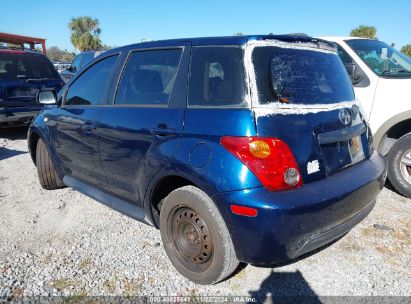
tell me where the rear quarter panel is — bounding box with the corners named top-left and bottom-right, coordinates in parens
top-left (370, 78), bottom-right (411, 139)
top-left (156, 108), bottom-right (262, 196)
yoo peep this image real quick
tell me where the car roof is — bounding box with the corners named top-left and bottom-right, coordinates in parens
top-left (319, 36), bottom-right (373, 43)
top-left (104, 34), bottom-right (336, 54)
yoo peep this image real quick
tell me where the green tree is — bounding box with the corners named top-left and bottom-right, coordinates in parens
top-left (61, 50), bottom-right (76, 62)
top-left (101, 44), bottom-right (118, 51)
top-left (234, 32), bottom-right (244, 36)
top-left (401, 44), bottom-right (411, 58)
top-left (68, 16), bottom-right (102, 51)
top-left (350, 25), bottom-right (377, 39)
top-left (47, 46), bottom-right (64, 61)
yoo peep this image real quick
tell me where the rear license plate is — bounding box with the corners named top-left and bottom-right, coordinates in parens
top-left (349, 136), bottom-right (365, 163)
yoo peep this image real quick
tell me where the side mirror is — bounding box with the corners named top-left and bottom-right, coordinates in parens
top-left (37, 90), bottom-right (57, 105)
top-left (344, 63), bottom-right (362, 85)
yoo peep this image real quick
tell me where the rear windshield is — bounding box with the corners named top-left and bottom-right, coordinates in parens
top-left (252, 47), bottom-right (354, 105)
top-left (0, 52), bottom-right (60, 80)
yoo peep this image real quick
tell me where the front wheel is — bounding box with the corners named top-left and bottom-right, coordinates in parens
top-left (387, 133), bottom-right (411, 198)
top-left (36, 138), bottom-right (65, 190)
top-left (160, 186), bottom-right (239, 285)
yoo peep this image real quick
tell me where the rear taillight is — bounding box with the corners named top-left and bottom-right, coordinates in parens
top-left (221, 136), bottom-right (303, 191)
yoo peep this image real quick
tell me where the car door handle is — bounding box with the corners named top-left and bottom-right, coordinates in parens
top-left (82, 120), bottom-right (97, 131)
top-left (150, 126), bottom-right (176, 137)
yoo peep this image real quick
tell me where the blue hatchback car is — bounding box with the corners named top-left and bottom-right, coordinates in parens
top-left (28, 35), bottom-right (386, 284)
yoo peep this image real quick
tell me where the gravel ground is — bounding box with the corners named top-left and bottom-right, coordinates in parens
top-left (0, 127), bottom-right (410, 299)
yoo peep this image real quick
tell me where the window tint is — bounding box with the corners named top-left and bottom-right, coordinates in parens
top-left (188, 47), bottom-right (246, 107)
top-left (115, 49), bottom-right (182, 105)
top-left (79, 52), bottom-right (95, 69)
top-left (346, 39), bottom-right (411, 76)
top-left (71, 55), bottom-right (82, 71)
top-left (65, 55), bottom-right (118, 106)
top-left (0, 52), bottom-right (59, 80)
top-left (252, 47), bottom-right (354, 105)
top-left (337, 45), bottom-right (354, 64)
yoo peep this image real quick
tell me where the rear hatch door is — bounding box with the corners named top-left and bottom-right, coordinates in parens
top-left (250, 43), bottom-right (372, 184)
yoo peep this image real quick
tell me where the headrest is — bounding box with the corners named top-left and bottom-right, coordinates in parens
top-left (132, 69), bottom-right (163, 93)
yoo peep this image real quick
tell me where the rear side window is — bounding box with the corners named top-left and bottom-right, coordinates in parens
top-left (65, 55), bottom-right (118, 106)
top-left (188, 47), bottom-right (246, 107)
top-left (252, 47), bottom-right (354, 105)
top-left (0, 52), bottom-right (59, 80)
top-left (115, 49), bottom-right (182, 106)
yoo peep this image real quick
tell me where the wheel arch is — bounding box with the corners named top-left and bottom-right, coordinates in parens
top-left (374, 111), bottom-right (411, 156)
top-left (27, 126), bottom-right (63, 181)
top-left (143, 172), bottom-right (213, 227)
top-left (28, 130), bottom-right (41, 165)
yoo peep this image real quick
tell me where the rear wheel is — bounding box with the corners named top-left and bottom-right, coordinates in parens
top-left (387, 133), bottom-right (411, 198)
top-left (160, 186), bottom-right (239, 284)
top-left (36, 138), bottom-right (65, 190)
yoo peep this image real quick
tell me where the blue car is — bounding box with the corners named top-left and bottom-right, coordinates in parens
top-left (60, 51), bottom-right (104, 83)
top-left (0, 48), bottom-right (64, 127)
top-left (28, 35), bottom-right (387, 284)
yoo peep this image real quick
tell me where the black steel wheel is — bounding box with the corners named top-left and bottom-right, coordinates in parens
top-left (168, 206), bottom-right (213, 272)
top-left (160, 186), bottom-right (239, 285)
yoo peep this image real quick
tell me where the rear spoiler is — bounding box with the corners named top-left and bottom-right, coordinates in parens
top-left (258, 35), bottom-right (338, 52)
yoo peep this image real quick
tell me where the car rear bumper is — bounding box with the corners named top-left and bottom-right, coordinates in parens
top-left (0, 106), bottom-right (42, 127)
top-left (212, 152), bottom-right (387, 265)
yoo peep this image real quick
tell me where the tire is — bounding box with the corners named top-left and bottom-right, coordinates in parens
top-left (387, 133), bottom-right (411, 198)
top-left (36, 138), bottom-right (65, 190)
top-left (159, 186), bottom-right (239, 285)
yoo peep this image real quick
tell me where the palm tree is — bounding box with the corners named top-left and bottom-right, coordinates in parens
top-left (401, 44), bottom-right (411, 58)
top-left (68, 16), bottom-right (102, 51)
top-left (350, 25), bottom-right (377, 39)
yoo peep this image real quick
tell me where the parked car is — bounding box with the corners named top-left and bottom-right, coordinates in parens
top-left (28, 35), bottom-right (386, 284)
top-left (60, 51), bottom-right (103, 83)
top-left (52, 61), bottom-right (71, 73)
top-left (0, 48), bottom-right (64, 127)
top-left (322, 37), bottom-right (411, 198)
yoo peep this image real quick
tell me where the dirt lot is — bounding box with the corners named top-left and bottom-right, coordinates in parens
top-left (0, 127), bottom-right (410, 299)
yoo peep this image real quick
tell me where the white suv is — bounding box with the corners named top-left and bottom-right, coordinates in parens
top-left (322, 37), bottom-right (411, 197)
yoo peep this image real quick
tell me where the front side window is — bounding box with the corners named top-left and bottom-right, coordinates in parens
top-left (346, 39), bottom-right (411, 77)
top-left (252, 47), bottom-right (354, 105)
top-left (115, 49), bottom-right (182, 105)
top-left (65, 55), bottom-right (118, 106)
top-left (188, 46), bottom-right (246, 107)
